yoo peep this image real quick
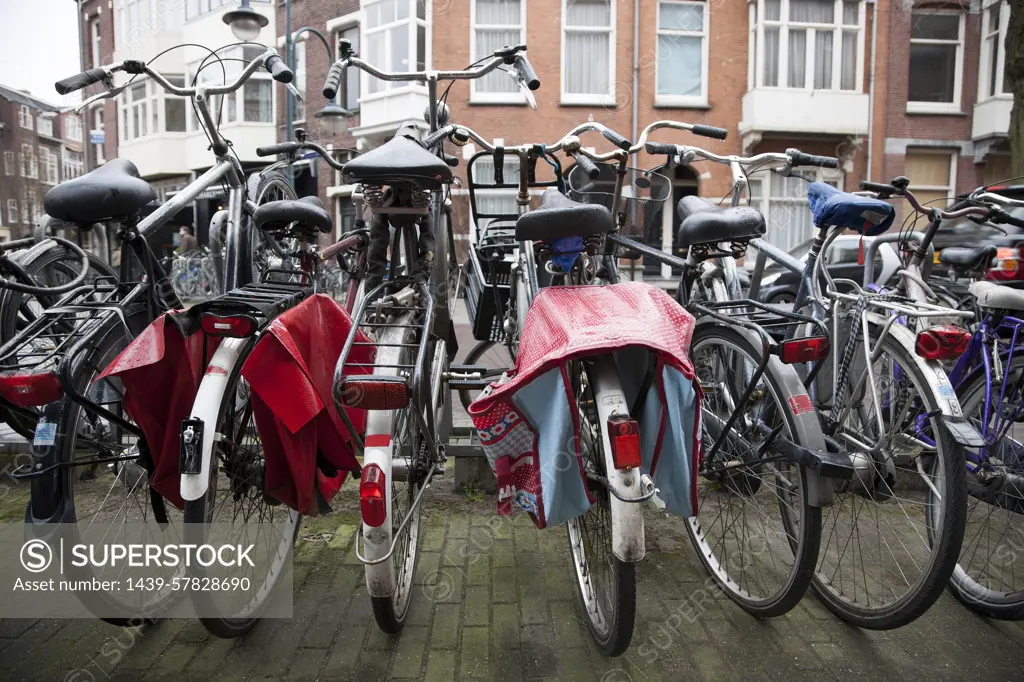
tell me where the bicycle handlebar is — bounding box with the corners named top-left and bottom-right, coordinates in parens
top-left (0, 237), bottom-right (92, 296)
top-left (323, 50), bottom-right (517, 99)
top-left (55, 67), bottom-right (110, 95)
top-left (570, 152), bottom-right (601, 179)
top-left (513, 54), bottom-right (540, 91)
top-left (255, 140), bottom-right (349, 171)
top-left (785, 149), bottom-right (839, 169)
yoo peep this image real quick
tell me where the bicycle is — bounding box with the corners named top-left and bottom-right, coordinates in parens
top-left (672, 158), bottom-right (979, 629)
top-left (0, 43), bottom-right (298, 625)
top-left (863, 182), bottom-right (1024, 620)
top-left (568, 134), bottom-right (856, 620)
top-left (321, 40), bottom-right (540, 634)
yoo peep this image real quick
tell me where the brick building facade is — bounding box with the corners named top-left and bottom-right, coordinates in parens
top-left (0, 85), bottom-right (85, 240)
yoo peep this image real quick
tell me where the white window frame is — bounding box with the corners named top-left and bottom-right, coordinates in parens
top-left (905, 148), bottom-right (957, 204)
top-left (21, 144), bottom-right (37, 180)
top-left (92, 106), bottom-right (106, 164)
top-left (470, 0), bottom-right (527, 104)
top-left (361, 0), bottom-right (430, 101)
top-left (39, 147), bottom-right (59, 185)
top-left (65, 114), bottom-right (83, 142)
top-left (655, 0), bottom-right (710, 107)
top-left (750, 0), bottom-right (866, 92)
top-left (6, 200), bottom-right (17, 225)
top-left (561, 0), bottom-right (616, 106)
top-left (20, 190), bottom-right (29, 224)
top-left (62, 149), bottom-right (84, 181)
top-left (979, 0), bottom-right (1011, 102)
top-left (19, 105), bottom-right (33, 130)
top-left (37, 116), bottom-right (54, 137)
top-left (292, 38), bottom-right (307, 123)
top-left (906, 10), bottom-right (965, 114)
top-left (747, 166), bottom-right (844, 253)
top-left (90, 17), bottom-right (102, 68)
top-left (3, 152), bottom-right (14, 176)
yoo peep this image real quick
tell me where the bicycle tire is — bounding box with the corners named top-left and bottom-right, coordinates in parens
top-left (686, 323), bottom-right (822, 617)
top-left (948, 352), bottom-right (1024, 620)
top-left (810, 321), bottom-right (966, 629)
top-left (184, 336), bottom-right (301, 638)
top-left (32, 320), bottom-right (184, 626)
top-left (242, 170), bottom-right (296, 287)
top-left (565, 359), bottom-right (636, 656)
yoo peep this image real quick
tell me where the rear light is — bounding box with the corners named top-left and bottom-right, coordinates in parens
top-left (200, 313), bottom-right (259, 338)
top-left (915, 325), bottom-right (971, 360)
top-left (607, 415), bottom-right (642, 470)
top-left (0, 371), bottom-right (63, 407)
top-left (340, 376), bottom-right (410, 410)
top-left (987, 247), bottom-right (1024, 281)
top-left (779, 337), bottom-right (830, 364)
top-left (360, 463), bottom-right (387, 527)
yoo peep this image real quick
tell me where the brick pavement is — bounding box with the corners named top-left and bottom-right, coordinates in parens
top-left (1, 473), bottom-right (1024, 681)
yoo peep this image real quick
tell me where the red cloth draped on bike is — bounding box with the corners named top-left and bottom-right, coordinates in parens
top-left (468, 282), bottom-right (702, 529)
top-left (99, 294), bottom-right (371, 515)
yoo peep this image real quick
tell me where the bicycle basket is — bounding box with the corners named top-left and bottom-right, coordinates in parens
top-left (567, 165), bottom-right (671, 259)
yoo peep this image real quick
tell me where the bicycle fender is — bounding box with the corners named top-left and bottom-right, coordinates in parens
top-left (180, 338), bottom-right (247, 502)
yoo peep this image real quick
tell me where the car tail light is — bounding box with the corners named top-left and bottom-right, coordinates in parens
top-left (360, 464), bottom-right (387, 527)
top-left (340, 376), bottom-right (410, 410)
top-left (987, 247), bottom-right (1024, 282)
top-left (200, 313), bottom-right (259, 338)
top-left (915, 325), bottom-right (972, 360)
top-left (779, 337), bottom-right (830, 364)
top-left (607, 415), bottom-right (642, 470)
top-left (0, 371), bottom-right (63, 407)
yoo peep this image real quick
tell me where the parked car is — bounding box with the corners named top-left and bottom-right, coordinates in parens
top-left (754, 235), bottom-right (902, 304)
top-left (930, 184), bottom-right (1024, 289)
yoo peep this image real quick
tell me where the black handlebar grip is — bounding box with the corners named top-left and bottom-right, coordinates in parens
top-left (256, 142), bottom-right (300, 157)
top-left (442, 152), bottom-right (459, 168)
top-left (513, 54), bottom-right (540, 91)
top-left (322, 61), bottom-right (345, 99)
top-left (691, 124), bottom-right (728, 141)
top-left (571, 153), bottom-right (600, 180)
top-left (993, 209), bottom-right (1024, 230)
top-left (859, 180), bottom-right (896, 194)
top-left (421, 126), bottom-right (452, 151)
top-left (787, 148), bottom-right (839, 168)
top-left (55, 67), bottom-right (108, 95)
top-left (264, 54), bottom-right (294, 84)
top-left (601, 128), bottom-right (632, 151)
top-left (645, 142), bottom-right (678, 155)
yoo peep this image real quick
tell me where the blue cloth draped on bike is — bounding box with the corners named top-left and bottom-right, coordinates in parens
top-left (807, 181), bottom-right (895, 236)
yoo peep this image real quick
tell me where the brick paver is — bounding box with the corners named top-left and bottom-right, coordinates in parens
top-left (2, 473), bottom-right (1024, 681)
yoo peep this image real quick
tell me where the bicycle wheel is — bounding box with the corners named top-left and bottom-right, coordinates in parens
top-left (457, 340), bottom-right (514, 411)
top-left (566, 360), bottom-right (635, 656)
top-left (244, 170), bottom-right (296, 286)
top-left (31, 322), bottom-right (185, 625)
top-left (184, 338), bottom-right (301, 638)
top-left (810, 320), bottom-right (966, 629)
top-left (949, 352), bottom-right (1024, 619)
top-left (686, 324), bottom-right (821, 616)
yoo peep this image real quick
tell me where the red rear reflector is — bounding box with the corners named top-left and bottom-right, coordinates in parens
top-left (608, 415), bottom-right (642, 470)
top-left (779, 337), bottom-right (830, 364)
top-left (340, 377), bottom-right (410, 410)
top-left (360, 463), bottom-right (387, 527)
top-left (915, 325), bottom-right (971, 360)
top-left (200, 313), bottom-right (259, 338)
top-left (0, 371), bottom-right (63, 407)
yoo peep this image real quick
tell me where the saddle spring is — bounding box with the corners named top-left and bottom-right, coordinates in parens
top-left (688, 240), bottom-right (749, 262)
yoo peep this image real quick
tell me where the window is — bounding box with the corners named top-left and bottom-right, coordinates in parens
top-left (335, 24), bottom-right (360, 111)
top-left (90, 17), bottom-right (102, 68)
top-left (904, 149), bottom-right (955, 208)
top-left (293, 40), bottom-right (306, 121)
top-left (562, 0), bottom-right (614, 104)
top-left (748, 170), bottom-right (842, 253)
top-left (6, 200), bottom-right (16, 225)
top-left (126, 82), bottom-right (148, 139)
top-left (471, 0), bottom-right (526, 100)
top-left (656, 1), bottom-right (708, 105)
top-left (21, 144), bottom-right (37, 179)
top-left (980, 1), bottom-right (1010, 100)
top-left (93, 107), bottom-right (106, 163)
top-left (37, 116), bottom-right (54, 137)
top-left (62, 150), bottom-right (84, 180)
top-left (363, 0), bottom-right (428, 95)
top-left (750, 0), bottom-right (862, 91)
top-left (3, 152), bottom-right (13, 176)
top-left (39, 147), bottom-right (59, 185)
top-left (244, 80), bottom-right (272, 122)
top-left (65, 114), bottom-right (83, 142)
top-left (164, 75), bottom-right (187, 132)
top-left (19, 105), bottom-right (33, 130)
top-left (29, 191), bottom-right (40, 223)
top-left (20, 189), bottom-right (30, 224)
top-left (189, 48), bottom-right (270, 126)
top-left (908, 12), bottom-right (964, 111)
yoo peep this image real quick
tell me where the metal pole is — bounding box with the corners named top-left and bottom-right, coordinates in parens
top-left (285, 0), bottom-right (293, 184)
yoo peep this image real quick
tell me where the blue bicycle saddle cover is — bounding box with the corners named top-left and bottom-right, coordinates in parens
top-left (807, 181), bottom-right (895, 235)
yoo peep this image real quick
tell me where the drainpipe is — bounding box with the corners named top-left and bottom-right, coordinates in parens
top-left (76, 0), bottom-right (90, 175)
top-left (631, 0), bottom-right (639, 145)
top-left (866, 0), bottom-right (878, 181)
top-left (284, 0), bottom-right (293, 185)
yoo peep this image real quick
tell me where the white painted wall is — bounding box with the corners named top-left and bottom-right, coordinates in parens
top-left (739, 88), bottom-right (871, 137)
top-left (973, 97), bottom-right (1012, 141)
